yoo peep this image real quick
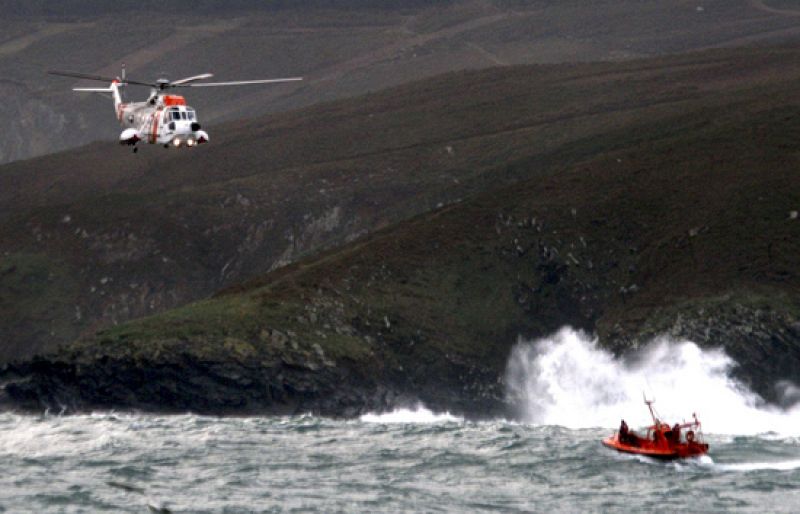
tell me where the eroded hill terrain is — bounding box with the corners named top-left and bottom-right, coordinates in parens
top-left (2, 45), bottom-right (798, 416)
top-left (2, 0), bottom-right (800, 163)
top-left (3, 42), bottom-right (799, 362)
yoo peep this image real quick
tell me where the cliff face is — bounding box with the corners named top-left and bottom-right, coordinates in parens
top-left (0, 82), bottom-right (76, 163)
top-left (2, 46), bottom-right (799, 416)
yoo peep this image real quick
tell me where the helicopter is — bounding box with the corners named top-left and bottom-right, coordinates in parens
top-left (49, 66), bottom-right (302, 152)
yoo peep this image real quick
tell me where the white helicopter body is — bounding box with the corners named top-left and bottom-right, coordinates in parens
top-left (50, 68), bottom-right (302, 152)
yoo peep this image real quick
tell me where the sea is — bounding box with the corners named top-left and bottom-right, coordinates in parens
top-left (2, 329), bottom-right (799, 513)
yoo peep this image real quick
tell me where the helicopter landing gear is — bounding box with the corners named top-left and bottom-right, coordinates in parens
top-left (132, 146), bottom-right (138, 154)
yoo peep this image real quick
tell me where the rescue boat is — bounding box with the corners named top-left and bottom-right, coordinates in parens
top-left (602, 398), bottom-right (709, 460)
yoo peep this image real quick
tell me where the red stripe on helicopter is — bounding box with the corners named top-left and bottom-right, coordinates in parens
top-left (150, 108), bottom-right (162, 144)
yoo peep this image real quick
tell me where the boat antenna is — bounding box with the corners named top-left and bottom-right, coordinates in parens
top-left (643, 392), bottom-right (659, 426)
top-left (644, 376), bottom-right (656, 400)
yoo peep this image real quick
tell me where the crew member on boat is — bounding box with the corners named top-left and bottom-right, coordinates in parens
top-left (619, 419), bottom-right (639, 446)
top-left (671, 423), bottom-right (681, 443)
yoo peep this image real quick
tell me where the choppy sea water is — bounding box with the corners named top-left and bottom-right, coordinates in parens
top-left (3, 329), bottom-right (800, 512)
top-left (1, 412), bottom-right (800, 513)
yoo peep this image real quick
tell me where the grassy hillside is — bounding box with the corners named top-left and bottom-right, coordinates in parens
top-left (2, 44), bottom-right (799, 415)
top-left (3, 44), bottom-right (800, 363)
top-left (2, 0), bottom-right (800, 163)
top-left (2, 43), bottom-right (800, 363)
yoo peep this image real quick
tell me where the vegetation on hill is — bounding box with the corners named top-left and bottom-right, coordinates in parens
top-left (2, 45), bottom-right (799, 416)
top-left (2, 0), bottom-right (799, 163)
top-left (4, 45), bottom-right (800, 363)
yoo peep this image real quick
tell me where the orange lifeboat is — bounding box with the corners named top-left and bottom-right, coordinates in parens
top-left (602, 398), bottom-right (709, 460)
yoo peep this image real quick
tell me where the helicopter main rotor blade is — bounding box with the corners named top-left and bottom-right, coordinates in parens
top-left (48, 70), bottom-right (117, 82)
top-left (169, 73), bottom-right (214, 86)
top-left (48, 70), bottom-right (153, 87)
top-left (177, 77), bottom-right (303, 87)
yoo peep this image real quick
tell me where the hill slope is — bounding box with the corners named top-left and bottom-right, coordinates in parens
top-left (3, 0), bottom-right (800, 162)
top-left (2, 45), bottom-right (799, 416)
top-left (4, 45), bottom-right (800, 363)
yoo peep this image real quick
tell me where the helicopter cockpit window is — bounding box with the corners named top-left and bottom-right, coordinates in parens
top-left (187, 110), bottom-right (196, 120)
top-left (181, 112), bottom-right (188, 120)
top-left (172, 111), bottom-right (181, 121)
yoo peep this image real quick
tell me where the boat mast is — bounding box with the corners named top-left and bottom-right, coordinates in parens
top-left (644, 393), bottom-right (659, 426)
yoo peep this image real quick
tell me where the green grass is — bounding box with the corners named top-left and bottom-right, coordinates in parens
top-left (4, 45), bottom-right (800, 380)
top-left (0, 253), bottom-right (81, 360)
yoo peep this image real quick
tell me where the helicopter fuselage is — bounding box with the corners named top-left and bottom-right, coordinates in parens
top-left (116, 85), bottom-right (208, 148)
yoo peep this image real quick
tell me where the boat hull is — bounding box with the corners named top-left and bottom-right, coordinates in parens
top-left (602, 435), bottom-right (708, 460)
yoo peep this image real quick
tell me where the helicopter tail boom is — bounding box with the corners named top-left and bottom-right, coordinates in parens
top-left (73, 81), bottom-right (123, 117)
top-left (72, 87), bottom-right (115, 92)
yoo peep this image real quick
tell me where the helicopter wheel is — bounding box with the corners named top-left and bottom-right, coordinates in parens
top-left (132, 146), bottom-right (138, 154)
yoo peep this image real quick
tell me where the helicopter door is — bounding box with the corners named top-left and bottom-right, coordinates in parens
top-left (166, 109), bottom-right (178, 133)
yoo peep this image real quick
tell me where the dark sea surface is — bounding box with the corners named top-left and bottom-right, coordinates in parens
top-left (1, 412), bottom-right (799, 513)
top-left (3, 329), bottom-right (799, 512)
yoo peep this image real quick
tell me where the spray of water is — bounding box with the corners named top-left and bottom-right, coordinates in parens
top-left (505, 327), bottom-right (800, 435)
top-left (360, 405), bottom-right (462, 424)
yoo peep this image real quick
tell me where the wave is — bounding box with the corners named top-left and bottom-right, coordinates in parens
top-left (504, 327), bottom-right (800, 435)
top-left (714, 459), bottom-right (800, 472)
top-left (646, 455), bottom-right (800, 473)
top-left (359, 405), bottom-right (462, 424)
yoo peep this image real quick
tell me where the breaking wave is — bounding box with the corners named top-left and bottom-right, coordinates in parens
top-left (360, 405), bottom-right (462, 424)
top-left (505, 327), bottom-right (800, 435)
top-left (714, 459), bottom-right (800, 472)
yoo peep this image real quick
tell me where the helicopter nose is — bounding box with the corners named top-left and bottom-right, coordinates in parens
top-left (191, 122), bottom-right (201, 132)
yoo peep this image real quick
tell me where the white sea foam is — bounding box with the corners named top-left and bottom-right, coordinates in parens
top-left (0, 413), bottom-right (202, 458)
top-left (715, 459), bottom-right (800, 472)
top-left (360, 405), bottom-right (462, 424)
top-left (505, 327), bottom-right (800, 435)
